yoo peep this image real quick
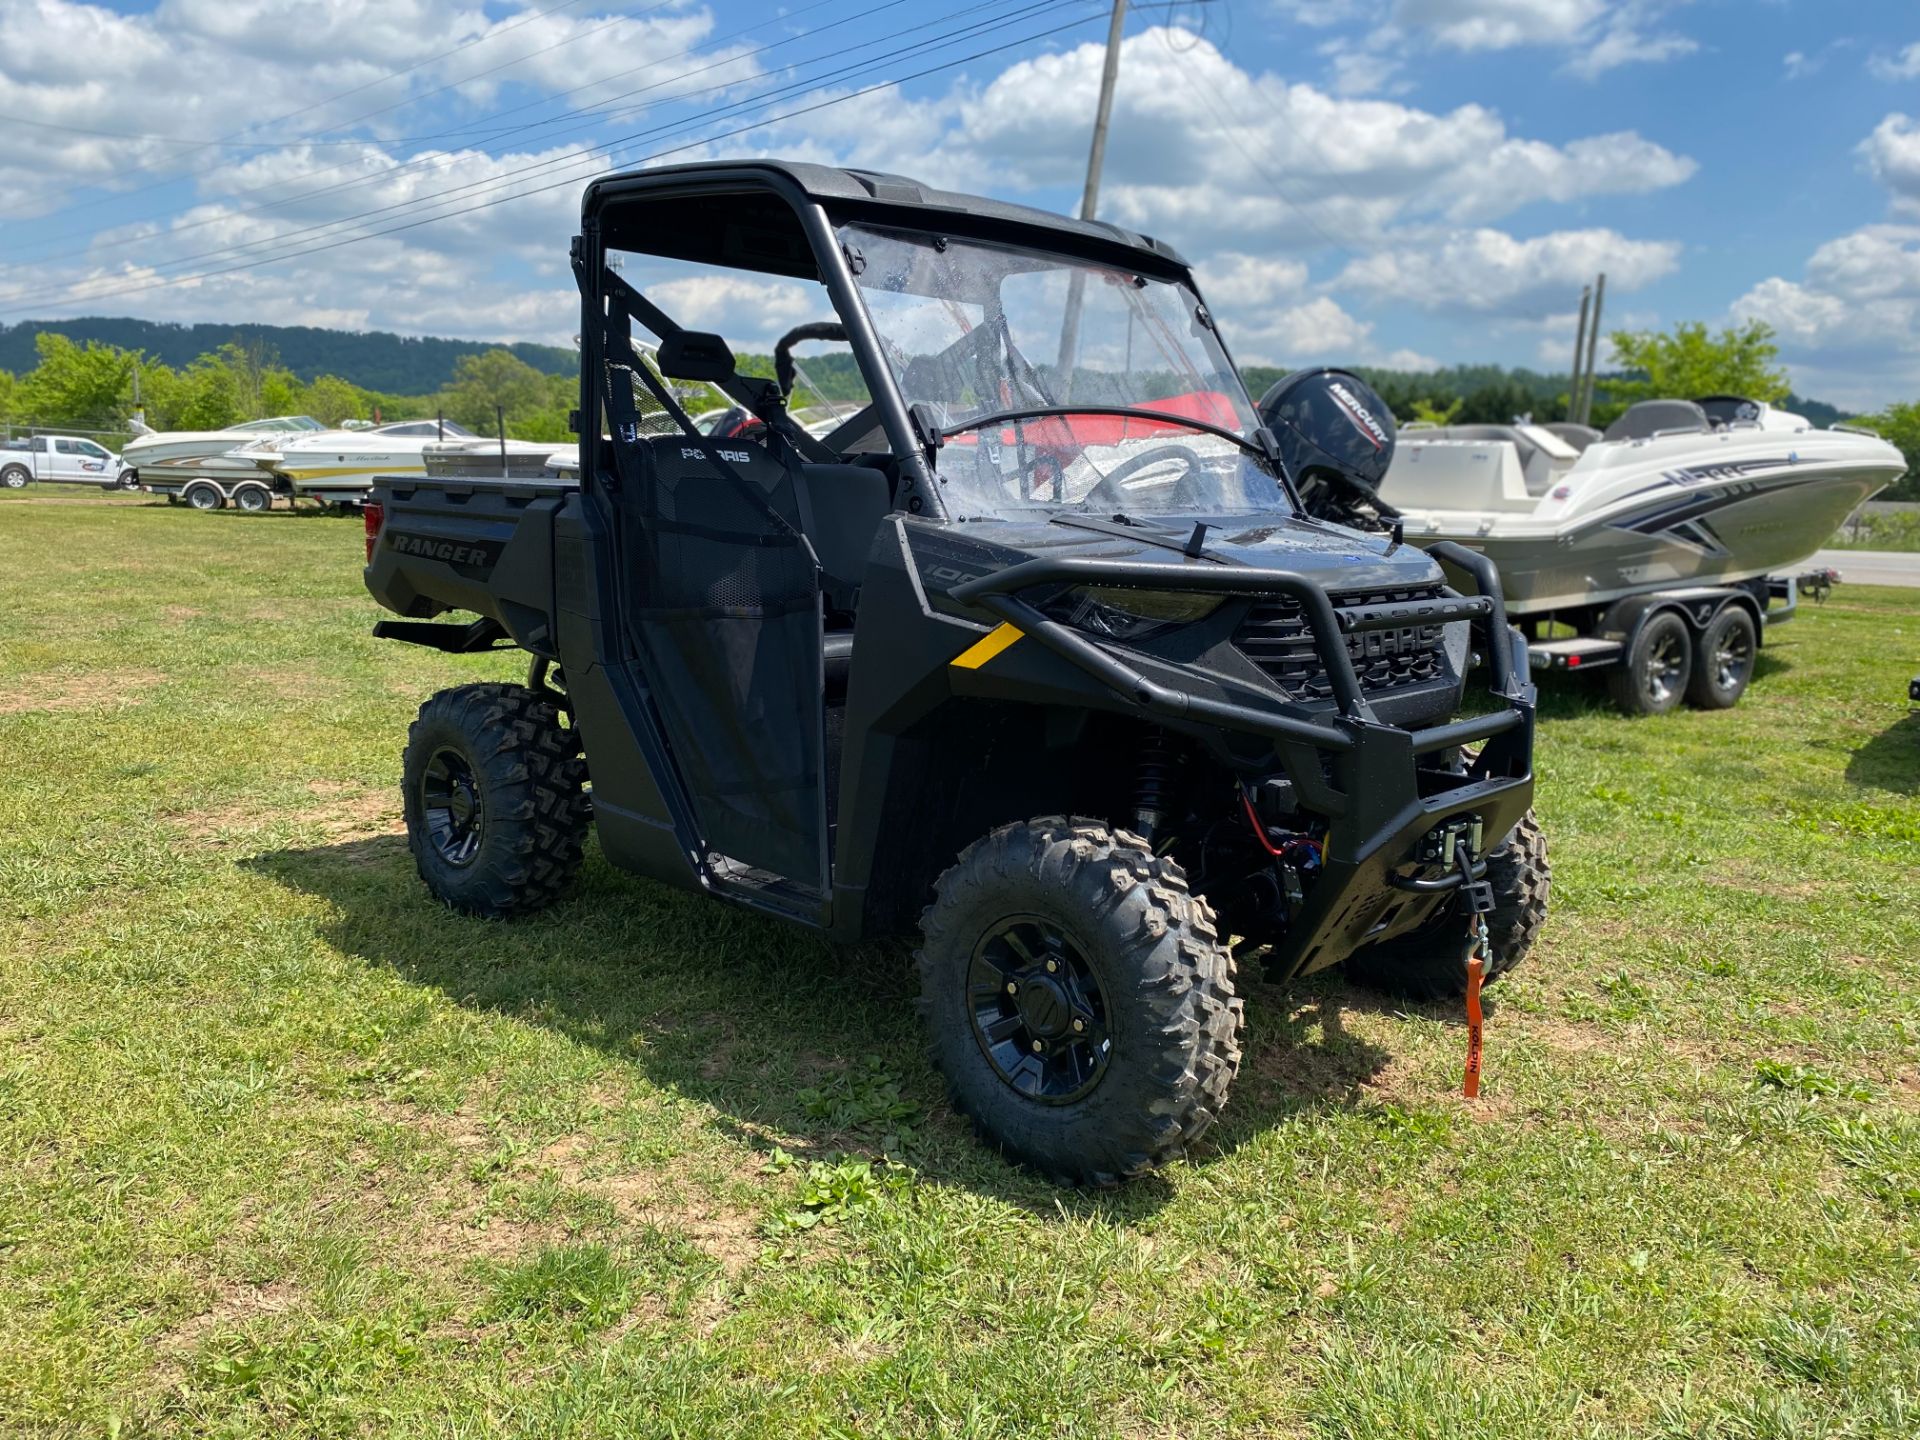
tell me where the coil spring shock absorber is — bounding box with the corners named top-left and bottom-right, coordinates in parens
top-left (1132, 728), bottom-right (1184, 845)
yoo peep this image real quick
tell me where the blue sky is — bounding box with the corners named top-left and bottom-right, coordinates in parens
top-left (0, 0), bottom-right (1917, 407)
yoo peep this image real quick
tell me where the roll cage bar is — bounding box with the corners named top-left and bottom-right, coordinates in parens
top-left (570, 160), bottom-right (1260, 527)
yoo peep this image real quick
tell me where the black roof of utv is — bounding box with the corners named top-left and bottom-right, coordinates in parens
top-left (583, 159), bottom-right (1191, 281)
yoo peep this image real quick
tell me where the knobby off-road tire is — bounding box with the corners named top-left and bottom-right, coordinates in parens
top-left (402, 683), bottom-right (589, 919)
top-left (917, 817), bottom-right (1243, 1186)
top-left (1685, 605), bottom-right (1757, 711)
top-left (1608, 610), bottom-right (1692, 716)
top-left (1343, 811), bottom-right (1551, 1002)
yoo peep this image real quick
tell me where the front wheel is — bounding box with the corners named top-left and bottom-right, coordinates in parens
top-left (1, 465), bottom-right (28, 490)
top-left (184, 484), bottom-right (224, 512)
top-left (401, 683), bottom-right (589, 918)
top-left (1686, 606), bottom-right (1756, 710)
top-left (917, 817), bottom-right (1243, 1185)
top-left (232, 485), bottom-right (273, 514)
top-left (1343, 811), bottom-right (1551, 1002)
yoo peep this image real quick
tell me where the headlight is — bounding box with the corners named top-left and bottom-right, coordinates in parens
top-left (1042, 585), bottom-right (1225, 641)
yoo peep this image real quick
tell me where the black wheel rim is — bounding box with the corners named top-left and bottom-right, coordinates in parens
top-left (420, 746), bottom-right (485, 867)
top-left (1712, 624), bottom-right (1753, 692)
top-left (1646, 629), bottom-right (1687, 704)
top-left (967, 916), bottom-right (1111, 1104)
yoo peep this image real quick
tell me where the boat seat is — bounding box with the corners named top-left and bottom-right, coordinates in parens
top-left (1542, 422), bottom-right (1600, 453)
top-left (1602, 399), bottom-right (1709, 443)
top-left (1404, 424), bottom-right (1563, 497)
top-left (794, 462), bottom-right (894, 617)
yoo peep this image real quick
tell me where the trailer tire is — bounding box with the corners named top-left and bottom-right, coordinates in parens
top-left (402, 683), bottom-right (588, 919)
top-left (1607, 610), bottom-right (1691, 716)
top-left (1, 465), bottom-right (28, 490)
top-left (1343, 811), bottom-right (1550, 1002)
top-left (917, 817), bottom-right (1243, 1186)
top-left (233, 484), bottom-right (273, 514)
top-left (184, 483), bottom-right (224, 512)
top-left (1685, 605), bottom-right (1757, 711)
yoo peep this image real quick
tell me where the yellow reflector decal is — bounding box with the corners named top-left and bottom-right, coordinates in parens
top-left (950, 621), bottom-right (1023, 670)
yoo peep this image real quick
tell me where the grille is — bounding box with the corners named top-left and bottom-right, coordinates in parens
top-left (1235, 584), bottom-right (1449, 701)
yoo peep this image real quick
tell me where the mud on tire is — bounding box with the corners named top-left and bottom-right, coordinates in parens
top-left (1342, 810), bottom-right (1550, 1002)
top-left (916, 816), bottom-right (1243, 1186)
top-left (401, 682), bottom-right (589, 918)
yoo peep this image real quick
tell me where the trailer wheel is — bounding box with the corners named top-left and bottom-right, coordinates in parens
top-left (402, 683), bottom-right (589, 918)
top-left (1343, 811), bottom-right (1550, 1002)
top-left (232, 484), bottom-right (273, 514)
top-left (184, 483), bottom-right (224, 512)
top-left (1685, 606), bottom-right (1756, 710)
top-left (917, 817), bottom-right (1243, 1185)
top-left (1607, 610), bottom-right (1691, 715)
top-left (1, 465), bottom-right (28, 490)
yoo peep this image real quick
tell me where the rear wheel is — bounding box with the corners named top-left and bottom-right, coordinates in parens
top-left (1685, 606), bottom-right (1756, 710)
top-left (401, 683), bottom-right (589, 918)
top-left (917, 817), bottom-right (1242, 1185)
top-left (1343, 811), bottom-right (1550, 1002)
top-left (1, 465), bottom-right (28, 490)
top-left (232, 484), bottom-right (273, 513)
top-left (184, 483), bottom-right (224, 512)
top-left (1608, 610), bottom-right (1691, 715)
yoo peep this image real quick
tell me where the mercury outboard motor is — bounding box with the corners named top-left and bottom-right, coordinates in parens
top-left (1258, 368), bottom-right (1399, 530)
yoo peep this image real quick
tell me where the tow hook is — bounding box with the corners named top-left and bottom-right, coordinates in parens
top-left (1457, 849), bottom-right (1496, 1100)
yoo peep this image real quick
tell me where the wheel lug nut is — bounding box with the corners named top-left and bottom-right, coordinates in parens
top-left (1031, 1040), bottom-right (1044, 1053)
top-left (1072, 1019), bottom-right (1085, 1033)
top-left (1045, 959), bottom-right (1058, 973)
top-left (1006, 981), bottom-right (1018, 995)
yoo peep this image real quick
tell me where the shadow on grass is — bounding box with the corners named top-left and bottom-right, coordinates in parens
top-left (247, 835), bottom-right (1423, 1215)
top-left (1846, 710), bottom-right (1920, 795)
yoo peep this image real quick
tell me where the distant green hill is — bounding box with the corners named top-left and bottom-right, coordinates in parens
top-left (0, 317), bottom-right (575, 393)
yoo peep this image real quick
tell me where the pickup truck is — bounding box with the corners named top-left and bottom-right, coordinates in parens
top-left (0, 435), bottom-right (132, 490)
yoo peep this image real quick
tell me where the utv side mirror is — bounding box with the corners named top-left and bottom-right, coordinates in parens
top-left (658, 331), bottom-right (737, 383)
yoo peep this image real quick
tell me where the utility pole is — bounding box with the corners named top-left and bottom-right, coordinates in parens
top-left (1056, 0), bottom-right (1130, 390)
top-left (1569, 285), bottom-right (1591, 426)
top-left (1577, 273), bottom-right (1607, 425)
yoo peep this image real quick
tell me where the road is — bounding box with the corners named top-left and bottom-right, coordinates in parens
top-left (1809, 549), bottom-right (1920, 588)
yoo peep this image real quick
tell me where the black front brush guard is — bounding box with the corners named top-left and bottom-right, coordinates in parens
top-left (952, 542), bottom-right (1537, 977)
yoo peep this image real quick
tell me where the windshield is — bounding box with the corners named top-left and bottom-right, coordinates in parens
top-left (842, 224), bottom-right (1289, 521)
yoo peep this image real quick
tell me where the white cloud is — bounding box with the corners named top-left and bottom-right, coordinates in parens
top-left (1390, 0), bottom-right (1606, 52)
top-left (1869, 42), bottom-right (1920, 82)
top-left (1565, 1), bottom-right (1698, 79)
top-left (1336, 227), bottom-right (1681, 312)
top-left (1859, 113), bottom-right (1920, 212)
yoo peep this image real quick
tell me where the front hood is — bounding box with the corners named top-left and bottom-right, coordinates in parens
top-left (950, 511), bottom-right (1445, 595)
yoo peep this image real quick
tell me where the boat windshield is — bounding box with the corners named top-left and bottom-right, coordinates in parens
top-left (841, 224), bottom-right (1291, 520)
top-left (234, 415), bottom-right (324, 433)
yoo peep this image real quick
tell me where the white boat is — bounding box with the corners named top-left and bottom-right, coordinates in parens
top-left (1268, 379), bottom-right (1908, 616)
top-left (242, 419), bottom-right (480, 499)
top-left (421, 435), bottom-right (578, 479)
top-left (123, 415), bottom-right (326, 475)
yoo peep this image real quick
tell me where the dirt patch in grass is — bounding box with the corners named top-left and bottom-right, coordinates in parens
top-left (0, 667), bottom-right (165, 715)
top-left (173, 786), bottom-right (401, 845)
top-left (532, 1133), bottom-right (766, 1275)
top-left (158, 1278), bottom-right (301, 1359)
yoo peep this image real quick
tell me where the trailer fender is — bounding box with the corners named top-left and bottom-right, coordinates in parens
top-left (1599, 587), bottom-right (1764, 654)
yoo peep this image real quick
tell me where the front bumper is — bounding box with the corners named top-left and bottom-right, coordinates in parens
top-left (952, 541), bottom-right (1537, 977)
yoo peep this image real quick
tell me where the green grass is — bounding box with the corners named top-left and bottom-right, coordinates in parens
top-left (1829, 510), bottom-right (1920, 552)
top-left (3, 490), bottom-right (1919, 1438)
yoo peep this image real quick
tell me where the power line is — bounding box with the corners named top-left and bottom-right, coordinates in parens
top-left (0, 8), bottom-right (1113, 319)
top-left (0, 0), bottom-right (918, 271)
top-left (0, 0), bottom-right (1069, 307)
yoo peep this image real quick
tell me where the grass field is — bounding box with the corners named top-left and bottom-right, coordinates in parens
top-left (2, 490), bottom-right (1918, 1439)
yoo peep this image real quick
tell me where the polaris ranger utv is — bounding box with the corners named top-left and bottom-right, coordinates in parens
top-left (364, 160), bottom-right (1548, 1184)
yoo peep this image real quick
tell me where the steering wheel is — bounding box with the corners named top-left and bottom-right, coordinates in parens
top-left (1084, 444), bottom-right (1207, 511)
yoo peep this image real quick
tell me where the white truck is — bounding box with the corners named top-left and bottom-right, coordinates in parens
top-left (0, 435), bottom-right (132, 490)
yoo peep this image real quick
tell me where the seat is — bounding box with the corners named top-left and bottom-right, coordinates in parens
top-left (794, 462), bottom-right (894, 616)
top-left (1601, 400), bottom-right (1710, 443)
top-left (1542, 422), bottom-right (1600, 453)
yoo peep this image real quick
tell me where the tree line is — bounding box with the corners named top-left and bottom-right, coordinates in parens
top-left (2, 321), bottom-right (1913, 501)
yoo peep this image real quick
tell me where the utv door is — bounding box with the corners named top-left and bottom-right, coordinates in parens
top-left (609, 423), bottom-right (831, 895)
